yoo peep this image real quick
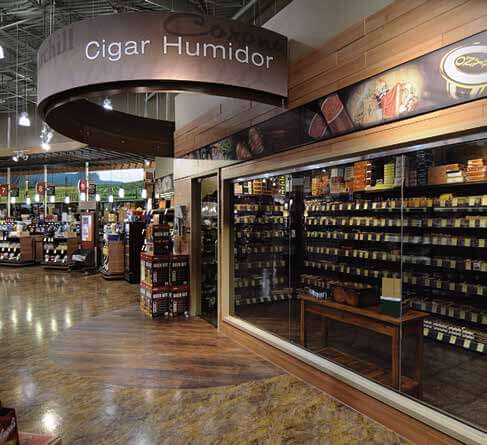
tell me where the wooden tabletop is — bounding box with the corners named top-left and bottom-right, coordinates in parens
top-left (299, 293), bottom-right (429, 325)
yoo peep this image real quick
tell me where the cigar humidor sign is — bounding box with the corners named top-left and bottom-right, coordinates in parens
top-left (185, 30), bottom-right (487, 162)
top-left (36, 12), bottom-right (288, 156)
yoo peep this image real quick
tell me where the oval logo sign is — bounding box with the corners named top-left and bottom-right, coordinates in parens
top-left (441, 44), bottom-right (487, 98)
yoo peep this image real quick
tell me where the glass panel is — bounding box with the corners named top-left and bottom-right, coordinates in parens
top-left (200, 176), bottom-right (218, 326)
top-left (232, 175), bottom-right (293, 340)
top-left (400, 140), bottom-right (487, 432)
top-left (230, 136), bottom-right (487, 432)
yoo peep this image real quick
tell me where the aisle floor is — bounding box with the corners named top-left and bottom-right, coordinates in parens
top-left (0, 266), bottom-right (410, 444)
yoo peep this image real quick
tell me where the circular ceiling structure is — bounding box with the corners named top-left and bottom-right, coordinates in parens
top-left (37, 12), bottom-right (288, 156)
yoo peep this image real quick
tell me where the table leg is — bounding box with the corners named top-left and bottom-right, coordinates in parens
top-left (300, 299), bottom-right (306, 347)
top-left (321, 317), bottom-right (328, 347)
top-left (391, 328), bottom-right (400, 391)
top-left (414, 320), bottom-right (424, 398)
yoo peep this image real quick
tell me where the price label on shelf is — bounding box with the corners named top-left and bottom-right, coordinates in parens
top-left (449, 336), bottom-right (457, 345)
top-left (477, 343), bottom-right (485, 353)
top-left (464, 339), bottom-right (471, 349)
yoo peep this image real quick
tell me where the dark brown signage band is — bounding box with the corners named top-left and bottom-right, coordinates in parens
top-left (37, 12), bottom-right (288, 156)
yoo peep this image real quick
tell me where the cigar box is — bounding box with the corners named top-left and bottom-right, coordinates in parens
top-left (380, 277), bottom-right (405, 317)
top-left (331, 282), bottom-right (378, 307)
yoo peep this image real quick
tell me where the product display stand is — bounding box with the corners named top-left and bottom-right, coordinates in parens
top-left (100, 239), bottom-right (125, 279)
top-left (0, 232), bottom-right (35, 266)
top-left (123, 221), bottom-right (145, 283)
top-left (140, 253), bottom-right (189, 318)
top-left (42, 235), bottom-right (79, 270)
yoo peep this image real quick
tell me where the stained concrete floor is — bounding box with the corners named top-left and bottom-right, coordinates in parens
top-left (0, 266), bottom-right (411, 444)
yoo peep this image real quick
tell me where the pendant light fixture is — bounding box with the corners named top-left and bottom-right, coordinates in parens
top-left (103, 97), bottom-right (113, 110)
top-left (18, 111), bottom-right (31, 127)
top-left (40, 122), bottom-right (54, 150)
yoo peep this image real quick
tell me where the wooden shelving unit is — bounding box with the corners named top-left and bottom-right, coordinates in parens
top-left (0, 233), bottom-right (34, 266)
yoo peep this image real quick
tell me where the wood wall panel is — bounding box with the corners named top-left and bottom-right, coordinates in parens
top-left (175, 0), bottom-right (487, 158)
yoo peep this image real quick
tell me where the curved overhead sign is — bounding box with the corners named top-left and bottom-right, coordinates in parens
top-left (37, 12), bottom-right (288, 155)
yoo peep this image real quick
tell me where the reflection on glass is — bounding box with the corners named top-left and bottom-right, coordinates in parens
top-left (231, 137), bottom-right (487, 433)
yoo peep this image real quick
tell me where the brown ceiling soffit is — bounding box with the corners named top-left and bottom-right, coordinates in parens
top-left (36, 12), bottom-right (288, 157)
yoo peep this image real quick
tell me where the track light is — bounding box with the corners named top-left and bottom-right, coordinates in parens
top-left (103, 97), bottom-right (113, 110)
top-left (0, 45), bottom-right (4, 59)
top-left (118, 188), bottom-right (125, 198)
top-left (18, 111), bottom-right (31, 127)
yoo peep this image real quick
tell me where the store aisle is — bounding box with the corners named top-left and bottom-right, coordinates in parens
top-left (0, 267), bottom-right (410, 444)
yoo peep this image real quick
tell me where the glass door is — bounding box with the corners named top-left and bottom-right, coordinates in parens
top-left (200, 175), bottom-right (218, 326)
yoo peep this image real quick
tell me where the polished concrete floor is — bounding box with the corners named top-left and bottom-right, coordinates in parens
top-left (0, 267), bottom-right (410, 444)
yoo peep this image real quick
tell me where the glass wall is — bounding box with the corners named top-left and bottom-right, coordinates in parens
top-left (200, 176), bottom-right (218, 326)
top-left (231, 136), bottom-right (487, 432)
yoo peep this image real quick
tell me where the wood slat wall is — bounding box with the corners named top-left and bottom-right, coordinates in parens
top-left (175, 0), bottom-right (487, 157)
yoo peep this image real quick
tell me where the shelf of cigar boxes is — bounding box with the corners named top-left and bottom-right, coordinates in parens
top-left (233, 177), bottom-right (293, 307)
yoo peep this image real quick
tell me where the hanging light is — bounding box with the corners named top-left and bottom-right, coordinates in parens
top-left (40, 122), bottom-right (53, 150)
top-left (95, 193), bottom-right (101, 202)
top-left (26, 197), bottom-right (31, 206)
top-left (103, 97), bottom-right (113, 110)
top-left (34, 193), bottom-right (40, 203)
top-left (10, 196), bottom-right (16, 204)
top-left (108, 194), bottom-right (114, 203)
top-left (79, 192), bottom-right (86, 201)
top-left (18, 111), bottom-right (31, 127)
top-left (0, 45), bottom-right (4, 60)
top-left (118, 188), bottom-right (125, 198)
top-left (49, 195), bottom-right (55, 203)
top-left (141, 188), bottom-right (148, 199)
top-left (64, 196), bottom-right (70, 204)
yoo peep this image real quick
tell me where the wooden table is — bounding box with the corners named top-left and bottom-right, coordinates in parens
top-left (299, 294), bottom-right (429, 397)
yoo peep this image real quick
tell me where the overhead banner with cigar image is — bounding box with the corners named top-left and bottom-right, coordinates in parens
top-left (184, 30), bottom-right (487, 161)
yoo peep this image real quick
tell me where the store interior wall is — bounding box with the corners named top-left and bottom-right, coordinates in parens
top-left (174, 0), bottom-right (393, 130)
